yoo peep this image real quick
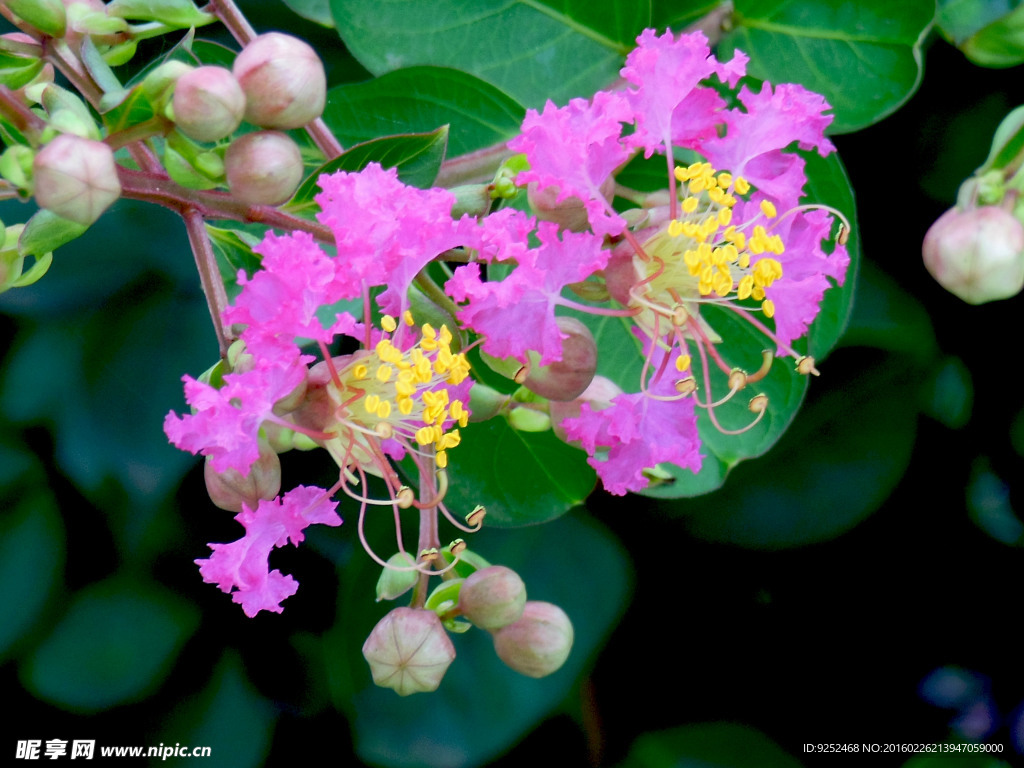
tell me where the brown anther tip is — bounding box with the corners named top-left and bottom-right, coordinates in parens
top-left (375, 422), bottom-right (394, 439)
top-left (672, 305), bottom-right (689, 326)
top-left (748, 394), bottom-right (769, 413)
top-left (674, 377), bottom-right (697, 396)
top-left (396, 486), bottom-right (415, 509)
top-left (727, 368), bottom-right (748, 391)
top-left (837, 225), bottom-right (849, 246)
top-left (419, 547), bottom-right (440, 563)
top-left (513, 365), bottom-right (529, 384)
top-left (449, 539), bottom-right (467, 556)
top-left (465, 505), bottom-right (486, 527)
top-left (796, 356), bottom-right (820, 376)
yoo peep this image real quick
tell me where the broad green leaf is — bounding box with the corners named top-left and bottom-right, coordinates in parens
top-left (962, 3), bottom-right (1024, 66)
top-left (621, 722), bottom-right (804, 768)
top-left (665, 348), bottom-right (919, 548)
top-left (323, 67), bottom-right (526, 159)
top-left (330, 0), bottom-right (651, 108)
top-left (442, 416), bottom-right (596, 526)
top-left (937, 0), bottom-right (1021, 44)
top-left (0, 487), bottom-right (65, 660)
top-left (207, 223), bottom-right (262, 299)
top-left (160, 652), bottom-right (276, 768)
top-left (651, 0), bottom-right (722, 31)
top-left (325, 511), bottom-right (631, 768)
top-left (289, 127), bottom-right (450, 215)
top-left (21, 576), bottom-right (199, 712)
top-left (719, 0), bottom-right (934, 133)
top-left (106, 0), bottom-right (215, 27)
top-left (283, 0), bottom-right (333, 26)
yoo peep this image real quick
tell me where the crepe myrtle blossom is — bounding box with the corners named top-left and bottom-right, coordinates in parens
top-left (165, 164), bottom-right (482, 615)
top-left (451, 28), bottom-right (850, 495)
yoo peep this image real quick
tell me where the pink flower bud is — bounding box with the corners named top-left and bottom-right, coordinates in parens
top-left (458, 565), bottom-right (527, 630)
top-left (171, 65), bottom-right (245, 142)
top-left (232, 32), bottom-right (326, 129)
top-left (224, 130), bottom-right (303, 206)
top-left (527, 176), bottom-right (616, 232)
top-left (362, 607), bottom-right (456, 695)
top-left (521, 316), bottom-right (597, 401)
top-left (204, 440), bottom-right (281, 512)
top-left (33, 134), bottom-right (121, 225)
top-left (923, 205), bottom-right (1024, 304)
top-left (492, 601), bottom-right (574, 678)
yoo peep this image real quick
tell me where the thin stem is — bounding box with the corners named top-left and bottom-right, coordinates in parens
top-left (182, 208), bottom-right (231, 356)
top-left (413, 272), bottom-right (459, 320)
top-left (0, 84), bottom-right (47, 138)
top-left (410, 448), bottom-right (440, 608)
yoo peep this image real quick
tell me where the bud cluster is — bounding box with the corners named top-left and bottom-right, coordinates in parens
top-left (363, 560), bottom-right (574, 695)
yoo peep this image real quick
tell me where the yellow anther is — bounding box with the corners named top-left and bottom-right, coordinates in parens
top-left (796, 356), bottom-right (820, 376)
top-left (381, 315), bottom-right (397, 333)
top-left (450, 400), bottom-right (465, 422)
top-left (748, 393), bottom-right (769, 413)
top-left (721, 244), bottom-right (738, 263)
top-left (439, 325), bottom-right (453, 346)
top-left (436, 450), bottom-right (448, 468)
top-left (674, 165), bottom-right (687, 182)
top-left (668, 220), bottom-right (685, 237)
top-left (682, 196), bottom-right (699, 213)
top-left (717, 207), bottom-right (732, 226)
top-left (376, 399), bottom-right (392, 418)
top-left (728, 368), bottom-right (748, 391)
top-left (465, 505), bottom-right (486, 527)
top-left (738, 252), bottom-right (750, 269)
top-left (403, 310), bottom-right (416, 326)
top-left (688, 177), bottom-right (706, 194)
top-left (737, 275), bottom-right (754, 300)
top-left (675, 377), bottom-right (697, 395)
top-left (708, 186), bottom-right (724, 204)
top-left (364, 393), bottom-right (380, 413)
top-left (717, 172), bottom-right (733, 188)
top-left (398, 396), bottom-right (414, 415)
top-left (735, 177), bottom-right (750, 195)
top-left (762, 299), bottom-right (776, 318)
top-left (415, 426), bottom-right (435, 445)
top-left (760, 199), bottom-right (777, 218)
top-left (353, 363), bottom-right (368, 380)
top-left (396, 486), bottom-right (415, 508)
top-left (673, 304), bottom-right (689, 325)
top-left (675, 354), bottom-right (692, 372)
top-left (421, 323), bottom-right (436, 340)
top-left (376, 365), bottom-right (393, 382)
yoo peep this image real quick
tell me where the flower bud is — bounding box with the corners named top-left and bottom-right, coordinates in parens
top-left (362, 607), bottom-right (456, 695)
top-left (33, 134), bottom-right (120, 225)
top-left (922, 205), bottom-right (1024, 304)
top-left (458, 565), bottom-right (527, 630)
top-left (232, 32), bottom-right (326, 129)
top-left (171, 66), bottom-right (245, 142)
top-left (521, 316), bottom-right (597, 401)
top-left (6, 0), bottom-right (66, 38)
top-left (491, 601), bottom-right (573, 678)
top-left (527, 176), bottom-right (615, 232)
top-left (204, 439), bottom-right (281, 512)
top-left (224, 130), bottom-right (303, 206)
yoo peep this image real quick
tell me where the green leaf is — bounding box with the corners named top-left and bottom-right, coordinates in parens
top-left (206, 223), bottom-right (262, 299)
top-left (323, 67), bottom-right (526, 158)
top-left (442, 416), bottom-right (596, 526)
top-left (621, 722), bottom-right (804, 768)
top-left (289, 127), bottom-right (450, 215)
top-left (962, 3), bottom-right (1024, 67)
top-left (651, 0), bottom-right (722, 30)
top-left (160, 651), bottom-right (276, 768)
top-left (0, 51), bottom-right (45, 91)
top-left (18, 209), bottom-right (89, 257)
top-left (720, 0), bottom-right (934, 133)
top-left (283, 0), bottom-right (334, 26)
top-left (665, 349), bottom-right (919, 549)
top-left (0, 487), bottom-right (65, 660)
top-left (329, 0), bottom-right (651, 108)
top-left (937, 0), bottom-right (1021, 44)
top-left (21, 576), bottom-right (199, 712)
top-left (106, 0), bottom-right (215, 27)
top-left (325, 511), bottom-right (631, 768)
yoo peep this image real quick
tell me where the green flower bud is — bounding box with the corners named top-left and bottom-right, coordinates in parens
top-left (33, 134), bottom-right (121, 225)
top-left (507, 407), bottom-right (552, 432)
top-left (225, 130), bottom-right (303, 206)
top-left (458, 565), bottom-right (526, 630)
top-left (923, 205), bottom-right (1024, 304)
top-left (6, 0), bottom-right (66, 38)
top-left (0, 144), bottom-right (36, 191)
top-left (232, 32), bottom-right (326, 129)
top-left (491, 601), bottom-right (573, 678)
top-left (141, 60), bottom-right (193, 112)
top-left (521, 316), bottom-right (597, 401)
top-left (362, 607), bottom-right (456, 696)
top-left (375, 552), bottom-right (418, 601)
top-left (203, 439), bottom-right (281, 512)
top-left (171, 65), bottom-right (245, 143)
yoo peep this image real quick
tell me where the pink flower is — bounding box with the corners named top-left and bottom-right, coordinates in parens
top-left (196, 486), bottom-right (341, 616)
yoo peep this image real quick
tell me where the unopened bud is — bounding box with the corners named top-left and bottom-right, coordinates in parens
top-left (492, 601), bottom-right (573, 678)
top-left (522, 316), bottom-right (597, 401)
top-left (6, 0), bottom-right (66, 38)
top-left (204, 440), bottom-right (281, 512)
top-left (458, 565), bottom-right (527, 630)
top-left (33, 134), bottom-right (120, 225)
top-left (225, 131), bottom-right (303, 206)
top-left (171, 65), bottom-right (244, 142)
top-left (362, 607), bottom-right (456, 695)
top-left (527, 175), bottom-right (615, 232)
top-left (232, 32), bottom-right (326, 129)
top-left (923, 205), bottom-right (1024, 304)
